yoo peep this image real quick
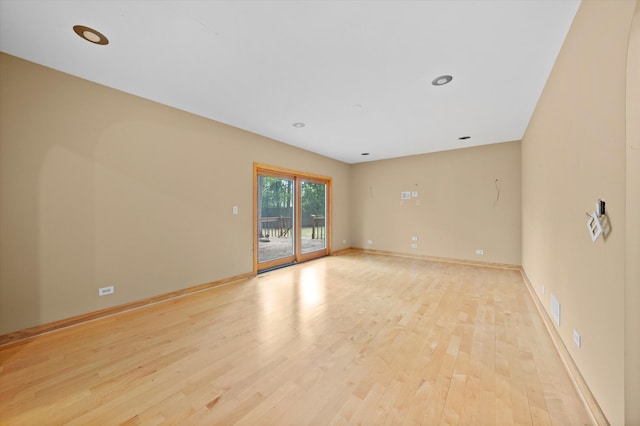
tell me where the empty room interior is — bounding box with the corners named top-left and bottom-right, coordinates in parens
top-left (0, 0), bottom-right (638, 425)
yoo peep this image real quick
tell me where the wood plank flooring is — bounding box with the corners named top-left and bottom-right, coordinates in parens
top-left (0, 251), bottom-right (592, 425)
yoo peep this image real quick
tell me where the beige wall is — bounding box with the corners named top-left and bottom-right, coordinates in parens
top-left (350, 142), bottom-right (521, 265)
top-left (521, 1), bottom-right (637, 424)
top-left (0, 53), bottom-right (351, 334)
top-left (626, 2), bottom-right (640, 424)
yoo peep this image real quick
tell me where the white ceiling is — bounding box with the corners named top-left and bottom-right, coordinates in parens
top-left (0, 0), bottom-right (580, 164)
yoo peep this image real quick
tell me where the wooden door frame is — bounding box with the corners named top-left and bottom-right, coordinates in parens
top-left (253, 163), bottom-right (332, 274)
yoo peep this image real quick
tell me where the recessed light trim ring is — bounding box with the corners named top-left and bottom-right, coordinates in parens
top-left (432, 75), bottom-right (453, 86)
top-left (73, 25), bottom-right (109, 45)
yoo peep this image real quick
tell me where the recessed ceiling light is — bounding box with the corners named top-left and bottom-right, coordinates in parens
top-left (292, 122), bottom-right (306, 128)
top-left (458, 136), bottom-right (471, 140)
top-left (73, 25), bottom-right (109, 45)
top-left (361, 152), bottom-right (370, 156)
top-left (432, 75), bottom-right (453, 86)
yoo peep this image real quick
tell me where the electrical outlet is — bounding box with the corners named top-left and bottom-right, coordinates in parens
top-left (342, 239), bottom-right (347, 244)
top-left (99, 286), bottom-right (114, 296)
top-left (541, 285), bottom-right (546, 295)
top-left (411, 236), bottom-right (418, 241)
top-left (367, 240), bottom-right (373, 245)
top-left (411, 243), bottom-right (418, 249)
top-left (573, 329), bottom-right (582, 348)
top-left (232, 206), bottom-right (238, 215)
top-left (475, 249), bottom-right (484, 255)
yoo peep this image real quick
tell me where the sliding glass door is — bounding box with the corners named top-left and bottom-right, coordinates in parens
top-left (257, 174), bottom-right (295, 267)
top-left (254, 164), bottom-right (331, 273)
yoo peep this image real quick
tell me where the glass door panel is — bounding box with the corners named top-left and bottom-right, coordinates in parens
top-left (257, 174), bottom-right (295, 266)
top-left (301, 180), bottom-right (326, 255)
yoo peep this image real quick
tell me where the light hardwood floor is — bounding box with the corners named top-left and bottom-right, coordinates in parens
top-left (0, 251), bottom-right (592, 425)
